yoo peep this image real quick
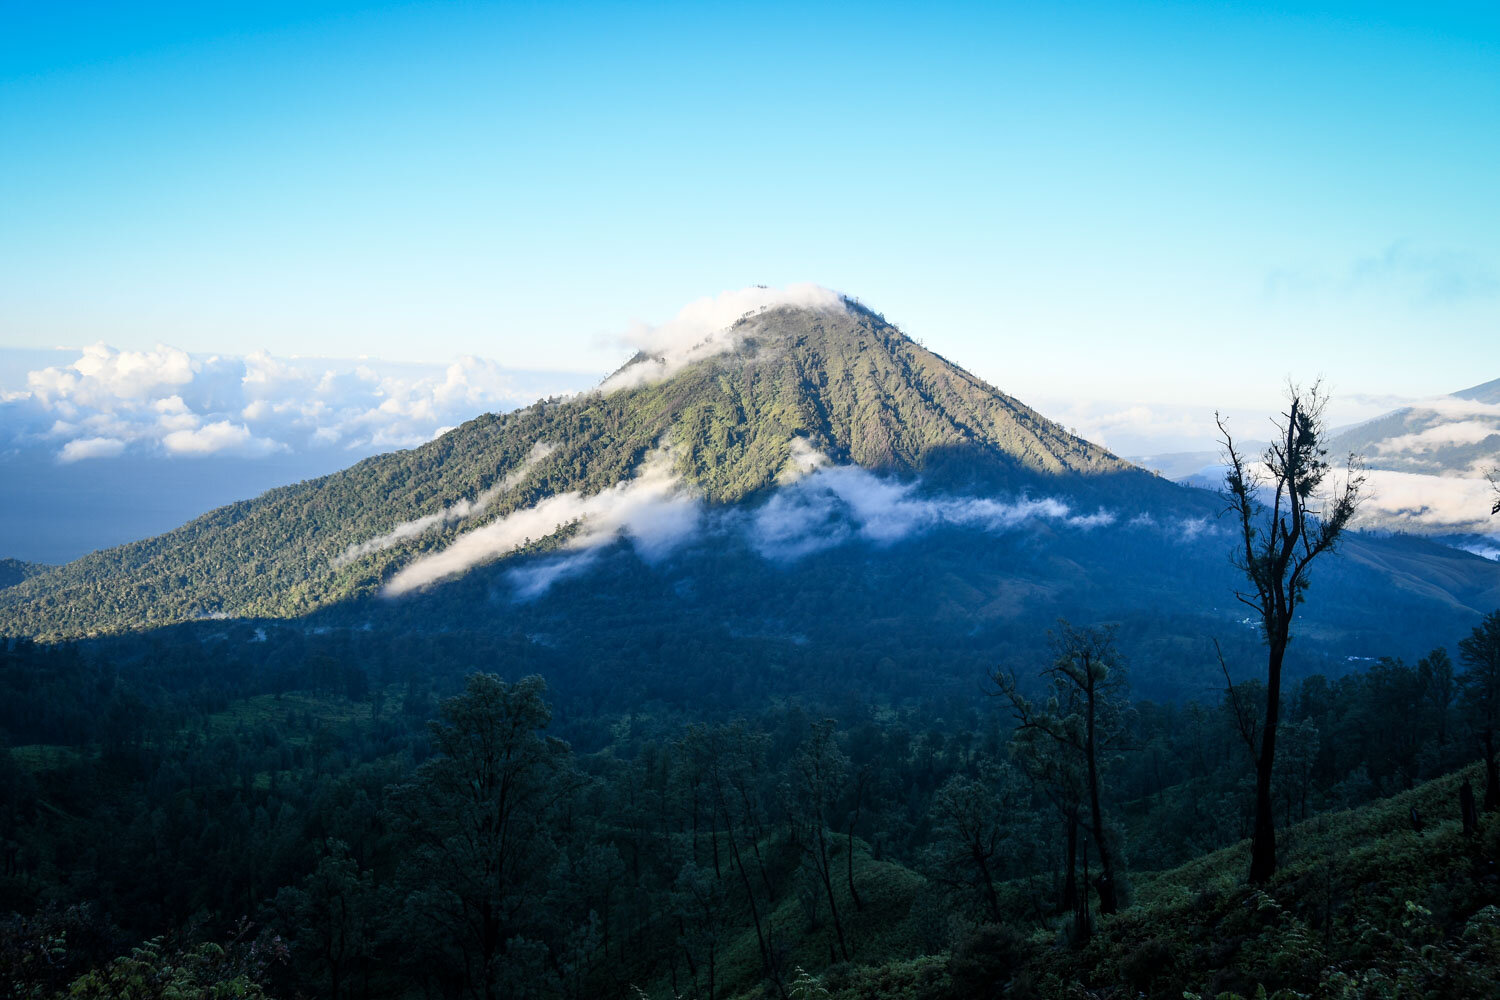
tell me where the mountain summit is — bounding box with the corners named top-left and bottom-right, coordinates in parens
top-left (596, 295), bottom-right (1132, 492)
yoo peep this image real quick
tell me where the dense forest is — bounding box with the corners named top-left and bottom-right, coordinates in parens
top-left (3, 606), bottom-right (1499, 998)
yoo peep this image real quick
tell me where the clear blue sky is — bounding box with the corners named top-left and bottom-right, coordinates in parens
top-left (3, 1), bottom-right (1497, 413)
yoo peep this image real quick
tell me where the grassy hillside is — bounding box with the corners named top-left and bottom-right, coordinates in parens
top-left (763, 763), bottom-right (1500, 1000)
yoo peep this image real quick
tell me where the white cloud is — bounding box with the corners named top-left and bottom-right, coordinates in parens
top-left (1457, 537), bottom-right (1500, 561)
top-left (26, 342), bottom-right (196, 409)
top-left (58, 436), bottom-right (127, 462)
top-left (0, 343), bottom-right (587, 463)
top-left (1376, 420), bottom-right (1499, 454)
top-left (335, 441), bottom-right (556, 566)
top-left (385, 446), bottom-right (698, 596)
top-left (162, 420), bottom-right (280, 457)
top-left (598, 283), bottom-right (846, 394)
top-left (749, 454), bottom-right (1115, 560)
top-left (1407, 397), bottom-right (1500, 421)
top-left (382, 439), bottom-right (1131, 600)
top-left (1355, 468), bottom-right (1499, 533)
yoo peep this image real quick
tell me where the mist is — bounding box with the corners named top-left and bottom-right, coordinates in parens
top-left (335, 442), bottom-right (557, 567)
top-left (384, 447), bottom-right (699, 596)
top-left (387, 442), bottom-right (1153, 601)
top-left (597, 284), bottom-right (846, 395)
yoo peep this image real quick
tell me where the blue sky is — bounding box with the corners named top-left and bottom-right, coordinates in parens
top-left (3, 1), bottom-right (1498, 421)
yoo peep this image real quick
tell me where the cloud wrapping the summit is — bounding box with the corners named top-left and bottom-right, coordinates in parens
top-left (598, 284), bottom-right (846, 394)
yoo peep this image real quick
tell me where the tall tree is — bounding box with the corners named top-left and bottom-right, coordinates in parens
top-left (1006, 693), bottom-right (1086, 913)
top-left (1459, 610), bottom-right (1500, 810)
top-left (389, 673), bottom-right (573, 1000)
top-left (1218, 384), bottom-right (1363, 884)
top-left (925, 761), bottom-right (1024, 923)
top-left (1418, 648), bottom-right (1456, 765)
top-left (997, 621), bottom-right (1131, 915)
top-left (792, 720), bottom-right (851, 962)
top-left (274, 839), bottom-right (374, 1000)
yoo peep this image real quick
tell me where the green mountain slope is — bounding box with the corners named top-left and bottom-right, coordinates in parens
top-left (0, 301), bottom-right (1147, 640)
top-left (756, 762), bottom-right (1500, 1000)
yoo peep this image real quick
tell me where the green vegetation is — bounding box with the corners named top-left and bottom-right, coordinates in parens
top-left (4, 610), bottom-right (1500, 997)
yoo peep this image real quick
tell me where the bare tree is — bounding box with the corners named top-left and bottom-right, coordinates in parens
top-left (1217, 383), bottom-right (1363, 884)
top-left (1488, 467), bottom-right (1499, 516)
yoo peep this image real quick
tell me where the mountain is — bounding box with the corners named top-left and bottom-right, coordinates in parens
top-left (2, 294), bottom-right (1497, 699)
top-left (0, 300), bottom-right (1144, 636)
top-left (1320, 377), bottom-right (1500, 539)
top-left (0, 558), bottom-right (47, 590)
top-left (1329, 377), bottom-right (1500, 480)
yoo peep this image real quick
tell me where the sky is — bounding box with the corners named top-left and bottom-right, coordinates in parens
top-left (2, 1), bottom-right (1499, 445)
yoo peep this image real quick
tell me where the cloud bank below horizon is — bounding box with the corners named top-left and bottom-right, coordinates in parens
top-left (1, 344), bottom-right (590, 463)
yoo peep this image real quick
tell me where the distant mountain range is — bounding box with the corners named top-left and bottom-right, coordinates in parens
top-left (3, 293), bottom-right (1496, 699)
top-left (1331, 376), bottom-right (1500, 474)
top-left (1133, 378), bottom-right (1500, 544)
top-left (0, 558), bottom-right (47, 591)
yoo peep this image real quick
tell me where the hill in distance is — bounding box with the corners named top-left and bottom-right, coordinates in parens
top-left (2, 287), bottom-right (1497, 698)
top-left (0, 558), bottom-right (48, 591)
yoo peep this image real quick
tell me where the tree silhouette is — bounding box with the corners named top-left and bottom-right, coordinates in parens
top-left (1217, 383), bottom-right (1363, 884)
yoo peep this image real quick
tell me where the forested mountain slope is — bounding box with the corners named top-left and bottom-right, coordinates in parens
top-left (0, 300), bottom-right (1155, 640)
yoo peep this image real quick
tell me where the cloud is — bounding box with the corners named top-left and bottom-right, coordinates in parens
top-left (58, 436), bottom-right (126, 462)
top-left (1355, 468), bottom-right (1499, 533)
top-left (385, 446), bottom-right (699, 596)
top-left (335, 441), bottom-right (557, 566)
top-left (749, 456), bottom-right (1115, 560)
top-left (1376, 420), bottom-right (1500, 455)
top-left (1266, 241), bottom-right (1500, 307)
top-left (383, 440), bottom-right (1130, 600)
top-left (598, 283), bottom-right (846, 394)
top-left (369, 420), bottom-right (1316, 607)
top-left (1407, 397), bottom-right (1500, 421)
top-left (161, 420), bottom-right (281, 457)
top-left (26, 342), bottom-right (195, 409)
top-left (0, 344), bottom-right (588, 464)
top-left (379, 437), bottom-right (1260, 600)
top-left (1456, 538), bottom-right (1500, 562)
